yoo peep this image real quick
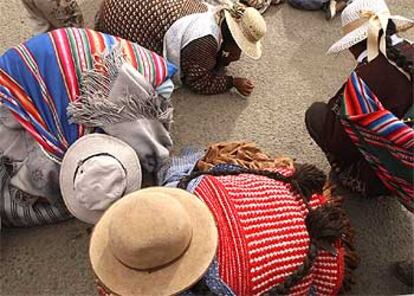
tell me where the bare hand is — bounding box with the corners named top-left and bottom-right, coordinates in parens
top-left (233, 77), bottom-right (254, 96)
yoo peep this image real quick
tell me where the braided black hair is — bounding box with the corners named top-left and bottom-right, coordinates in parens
top-left (178, 164), bottom-right (325, 203)
top-left (179, 164), bottom-right (349, 295)
top-left (262, 243), bottom-right (319, 295)
top-left (385, 21), bottom-right (414, 75)
top-left (264, 202), bottom-right (348, 295)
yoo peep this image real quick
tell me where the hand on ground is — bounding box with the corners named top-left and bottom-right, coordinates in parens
top-left (233, 78), bottom-right (254, 96)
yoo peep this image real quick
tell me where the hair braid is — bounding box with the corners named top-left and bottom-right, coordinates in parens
top-left (385, 21), bottom-right (414, 75)
top-left (178, 164), bottom-right (339, 295)
top-left (262, 243), bottom-right (319, 295)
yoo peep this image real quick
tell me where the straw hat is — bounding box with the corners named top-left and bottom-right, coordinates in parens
top-left (60, 134), bottom-right (142, 224)
top-left (89, 187), bottom-right (218, 296)
top-left (224, 3), bottom-right (267, 59)
top-left (328, 0), bottom-right (414, 60)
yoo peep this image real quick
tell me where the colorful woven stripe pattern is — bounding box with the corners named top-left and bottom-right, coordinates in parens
top-left (193, 169), bottom-right (344, 296)
top-left (340, 71), bottom-right (414, 212)
top-left (0, 28), bottom-right (173, 161)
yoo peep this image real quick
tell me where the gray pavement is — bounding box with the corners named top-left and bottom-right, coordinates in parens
top-left (1, 0), bottom-right (414, 295)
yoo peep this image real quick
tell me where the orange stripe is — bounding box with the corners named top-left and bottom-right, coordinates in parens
top-left (0, 70), bottom-right (46, 126)
top-left (95, 30), bottom-right (106, 53)
top-left (85, 29), bottom-right (97, 55)
top-left (124, 41), bottom-right (138, 70)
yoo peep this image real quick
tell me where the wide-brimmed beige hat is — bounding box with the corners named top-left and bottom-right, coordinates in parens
top-left (328, 0), bottom-right (414, 60)
top-left (89, 187), bottom-right (218, 296)
top-left (60, 134), bottom-right (142, 224)
top-left (224, 3), bottom-right (267, 59)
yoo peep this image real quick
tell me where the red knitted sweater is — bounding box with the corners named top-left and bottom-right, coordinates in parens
top-left (193, 169), bottom-right (346, 295)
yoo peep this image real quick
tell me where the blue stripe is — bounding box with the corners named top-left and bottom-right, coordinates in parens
top-left (27, 34), bottom-right (79, 146)
top-left (0, 30), bottom-right (81, 158)
top-left (365, 113), bottom-right (406, 138)
top-left (166, 62), bottom-right (177, 79)
top-left (350, 73), bottom-right (367, 113)
top-left (366, 113), bottom-right (394, 130)
top-left (380, 121), bottom-right (405, 137)
top-left (103, 33), bottom-right (116, 49)
top-left (2, 99), bottom-right (62, 150)
top-left (2, 46), bottom-right (59, 137)
top-left (360, 76), bottom-right (378, 112)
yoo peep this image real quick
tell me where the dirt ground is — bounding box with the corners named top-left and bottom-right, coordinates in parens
top-left (1, 0), bottom-right (413, 295)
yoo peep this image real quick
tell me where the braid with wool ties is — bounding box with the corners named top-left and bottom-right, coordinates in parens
top-left (178, 164), bottom-right (350, 295)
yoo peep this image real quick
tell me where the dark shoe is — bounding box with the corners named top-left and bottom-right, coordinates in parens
top-left (394, 260), bottom-right (414, 287)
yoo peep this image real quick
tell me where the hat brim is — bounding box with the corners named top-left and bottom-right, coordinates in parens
top-left (225, 10), bottom-right (262, 60)
top-left (60, 134), bottom-right (142, 224)
top-left (89, 187), bottom-right (218, 296)
top-left (328, 16), bottom-right (414, 54)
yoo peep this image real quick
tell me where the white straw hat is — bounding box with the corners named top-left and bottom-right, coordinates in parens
top-left (224, 3), bottom-right (267, 59)
top-left (60, 134), bottom-right (142, 224)
top-left (328, 0), bottom-right (414, 58)
top-left (89, 187), bottom-right (218, 296)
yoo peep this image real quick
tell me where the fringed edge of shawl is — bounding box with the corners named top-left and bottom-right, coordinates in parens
top-left (67, 92), bottom-right (174, 128)
top-left (323, 184), bottom-right (360, 294)
top-left (67, 42), bottom-right (174, 129)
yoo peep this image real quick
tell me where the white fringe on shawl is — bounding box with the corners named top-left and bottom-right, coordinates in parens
top-left (67, 43), bottom-right (174, 130)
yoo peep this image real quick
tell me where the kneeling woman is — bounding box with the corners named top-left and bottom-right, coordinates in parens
top-left (96, 0), bottom-right (266, 96)
top-left (305, 0), bottom-right (413, 208)
top-left (89, 142), bottom-right (358, 295)
top-left (0, 28), bottom-right (176, 227)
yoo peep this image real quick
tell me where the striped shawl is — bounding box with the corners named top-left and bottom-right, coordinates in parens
top-left (339, 71), bottom-right (414, 212)
top-left (0, 28), bottom-right (175, 162)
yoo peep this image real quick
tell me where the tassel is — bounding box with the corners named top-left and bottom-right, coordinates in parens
top-left (292, 163), bottom-right (326, 199)
top-left (322, 187), bottom-right (360, 293)
top-left (305, 204), bottom-right (347, 255)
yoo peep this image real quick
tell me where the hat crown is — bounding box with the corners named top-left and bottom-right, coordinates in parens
top-left (108, 193), bottom-right (193, 270)
top-left (341, 0), bottom-right (390, 27)
top-left (240, 7), bottom-right (267, 42)
top-left (74, 155), bottom-right (127, 211)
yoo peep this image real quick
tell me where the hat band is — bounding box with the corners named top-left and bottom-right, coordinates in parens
top-left (341, 10), bottom-right (391, 62)
top-left (72, 152), bottom-right (127, 185)
top-left (342, 17), bottom-right (369, 35)
top-left (342, 10), bottom-right (390, 34)
top-left (113, 235), bottom-right (193, 271)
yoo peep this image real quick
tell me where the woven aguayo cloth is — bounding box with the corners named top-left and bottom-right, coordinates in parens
top-left (0, 27), bottom-right (175, 161)
top-left (339, 71), bottom-right (414, 212)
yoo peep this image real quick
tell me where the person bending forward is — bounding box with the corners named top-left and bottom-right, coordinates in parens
top-left (96, 0), bottom-right (266, 96)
